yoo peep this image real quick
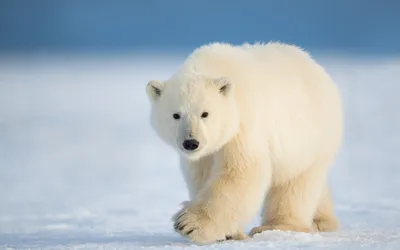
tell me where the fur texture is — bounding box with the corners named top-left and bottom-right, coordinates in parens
top-left (146, 41), bottom-right (343, 244)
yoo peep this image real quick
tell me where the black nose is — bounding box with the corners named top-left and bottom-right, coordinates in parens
top-left (182, 139), bottom-right (199, 151)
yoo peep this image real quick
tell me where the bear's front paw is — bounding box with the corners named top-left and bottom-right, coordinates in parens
top-left (172, 202), bottom-right (227, 244)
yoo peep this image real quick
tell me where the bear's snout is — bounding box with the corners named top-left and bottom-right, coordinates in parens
top-left (182, 139), bottom-right (200, 151)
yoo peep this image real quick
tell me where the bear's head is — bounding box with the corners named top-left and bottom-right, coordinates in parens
top-left (146, 75), bottom-right (240, 161)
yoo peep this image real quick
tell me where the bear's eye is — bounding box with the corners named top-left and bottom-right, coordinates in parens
top-left (201, 112), bottom-right (209, 118)
top-left (173, 113), bottom-right (181, 120)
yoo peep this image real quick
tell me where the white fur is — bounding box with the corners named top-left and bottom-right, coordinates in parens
top-left (146, 41), bottom-right (343, 244)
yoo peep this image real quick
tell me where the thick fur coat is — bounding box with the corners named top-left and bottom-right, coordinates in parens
top-left (146, 42), bottom-right (343, 244)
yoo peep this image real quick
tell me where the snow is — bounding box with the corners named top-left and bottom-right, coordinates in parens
top-left (0, 53), bottom-right (399, 249)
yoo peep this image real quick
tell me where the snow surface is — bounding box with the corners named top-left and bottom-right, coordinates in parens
top-left (0, 54), bottom-right (399, 249)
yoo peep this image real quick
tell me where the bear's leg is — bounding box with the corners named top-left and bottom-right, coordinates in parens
top-left (179, 155), bottom-right (249, 241)
top-left (173, 136), bottom-right (272, 244)
top-left (249, 164), bottom-right (327, 236)
top-left (180, 155), bottom-right (214, 200)
top-left (312, 185), bottom-right (339, 232)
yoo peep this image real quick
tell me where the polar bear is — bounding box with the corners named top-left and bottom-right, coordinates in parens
top-left (145, 42), bottom-right (343, 244)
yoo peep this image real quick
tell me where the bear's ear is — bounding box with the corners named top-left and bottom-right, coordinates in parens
top-left (146, 80), bottom-right (164, 102)
top-left (214, 77), bottom-right (234, 96)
